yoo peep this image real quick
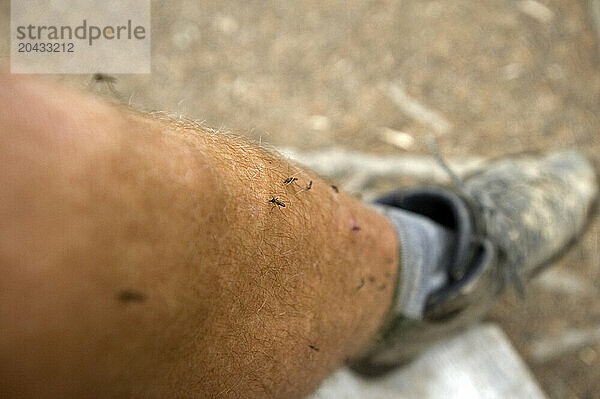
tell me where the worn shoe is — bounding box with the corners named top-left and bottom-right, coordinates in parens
top-left (351, 150), bottom-right (598, 376)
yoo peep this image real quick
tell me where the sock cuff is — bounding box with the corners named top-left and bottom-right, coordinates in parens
top-left (372, 204), bottom-right (454, 319)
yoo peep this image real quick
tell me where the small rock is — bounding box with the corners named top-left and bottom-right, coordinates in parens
top-left (380, 127), bottom-right (415, 150)
top-left (518, 0), bottom-right (554, 24)
top-left (308, 115), bottom-right (331, 131)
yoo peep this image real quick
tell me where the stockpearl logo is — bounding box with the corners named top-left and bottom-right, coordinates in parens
top-left (11, 0), bottom-right (151, 73)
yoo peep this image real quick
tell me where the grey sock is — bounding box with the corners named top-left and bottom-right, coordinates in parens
top-left (373, 205), bottom-right (455, 319)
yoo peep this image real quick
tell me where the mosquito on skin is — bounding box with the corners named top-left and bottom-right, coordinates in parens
top-left (92, 73), bottom-right (117, 84)
top-left (294, 179), bottom-right (313, 195)
top-left (283, 171), bottom-right (302, 185)
top-left (268, 197), bottom-right (286, 208)
top-left (89, 73), bottom-right (123, 100)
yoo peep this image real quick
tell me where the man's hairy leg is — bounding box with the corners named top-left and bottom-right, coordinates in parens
top-left (0, 76), bottom-right (399, 398)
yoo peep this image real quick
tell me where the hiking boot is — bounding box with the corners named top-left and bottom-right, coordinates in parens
top-left (351, 150), bottom-right (598, 376)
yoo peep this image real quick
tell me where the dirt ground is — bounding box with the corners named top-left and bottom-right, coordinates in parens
top-left (1, 0), bottom-right (600, 397)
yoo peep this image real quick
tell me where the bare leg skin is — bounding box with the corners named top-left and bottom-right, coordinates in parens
top-left (0, 76), bottom-right (399, 398)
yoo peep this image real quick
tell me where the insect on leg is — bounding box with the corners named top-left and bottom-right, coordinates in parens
top-left (89, 73), bottom-right (123, 101)
top-left (268, 197), bottom-right (286, 208)
top-left (295, 180), bottom-right (313, 195)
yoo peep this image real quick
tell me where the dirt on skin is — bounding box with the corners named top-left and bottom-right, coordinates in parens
top-left (1, 0), bottom-right (599, 397)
